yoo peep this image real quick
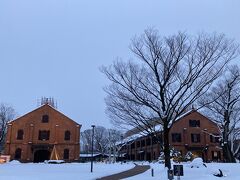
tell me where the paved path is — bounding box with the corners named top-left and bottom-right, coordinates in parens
top-left (96, 164), bottom-right (150, 180)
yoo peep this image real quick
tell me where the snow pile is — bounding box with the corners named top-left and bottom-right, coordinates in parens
top-left (189, 158), bottom-right (206, 168)
top-left (44, 160), bottom-right (65, 164)
top-left (8, 160), bottom-right (21, 164)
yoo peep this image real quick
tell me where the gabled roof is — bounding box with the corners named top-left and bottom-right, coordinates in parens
top-left (123, 109), bottom-right (218, 141)
top-left (9, 104), bottom-right (81, 126)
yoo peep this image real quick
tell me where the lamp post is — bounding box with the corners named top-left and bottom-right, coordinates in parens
top-left (121, 135), bottom-right (123, 164)
top-left (91, 125), bottom-right (95, 173)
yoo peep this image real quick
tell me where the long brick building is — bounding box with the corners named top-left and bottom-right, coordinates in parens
top-left (4, 103), bottom-right (81, 162)
top-left (120, 109), bottom-right (222, 162)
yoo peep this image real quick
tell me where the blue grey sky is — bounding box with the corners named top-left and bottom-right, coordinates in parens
top-left (0, 0), bottom-right (240, 130)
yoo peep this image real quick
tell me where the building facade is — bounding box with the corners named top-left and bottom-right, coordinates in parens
top-left (4, 104), bottom-right (81, 162)
top-left (120, 110), bottom-right (222, 162)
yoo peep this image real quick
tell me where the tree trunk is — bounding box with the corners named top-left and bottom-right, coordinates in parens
top-left (222, 111), bottom-right (236, 162)
top-left (223, 142), bottom-right (236, 162)
top-left (163, 126), bottom-right (171, 169)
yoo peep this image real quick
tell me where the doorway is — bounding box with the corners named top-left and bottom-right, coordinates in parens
top-left (34, 150), bottom-right (50, 162)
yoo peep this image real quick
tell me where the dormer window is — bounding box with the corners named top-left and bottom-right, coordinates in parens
top-left (42, 115), bottom-right (49, 123)
top-left (189, 120), bottom-right (200, 127)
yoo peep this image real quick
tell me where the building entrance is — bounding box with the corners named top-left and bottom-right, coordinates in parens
top-left (34, 150), bottom-right (50, 162)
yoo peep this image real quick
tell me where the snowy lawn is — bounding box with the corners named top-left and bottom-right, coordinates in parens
top-left (0, 161), bottom-right (134, 180)
top-left (2, 160), bottom-right (240, 180)
top-left (126, 161), bottom-right (240, 180)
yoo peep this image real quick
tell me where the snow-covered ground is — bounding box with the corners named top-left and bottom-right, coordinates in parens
top-left (126, 161), bottom-right (240, 180)
top-left (0, 161), bottom-right (134, 180)
top-left (1, 160), bottom-right (240, 180)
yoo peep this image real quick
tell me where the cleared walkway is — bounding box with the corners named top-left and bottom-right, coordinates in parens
top-left (96, 164), bottom-right (150, 180)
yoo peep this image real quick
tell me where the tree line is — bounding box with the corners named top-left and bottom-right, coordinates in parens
top-left (80, 126), bottom-right (122, 162)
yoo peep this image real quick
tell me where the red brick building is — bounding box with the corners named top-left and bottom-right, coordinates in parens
top-left (4, 104), bottom-right (81, 162)
top-left (120, 110), bottom-right (222, 162)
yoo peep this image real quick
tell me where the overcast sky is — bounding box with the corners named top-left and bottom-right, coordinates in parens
top-left (0, 0), bottom-right (240, 130)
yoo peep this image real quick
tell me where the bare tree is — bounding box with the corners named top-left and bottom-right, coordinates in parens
top-left (0, 103), bottom-right (16, 150)
top-left (200, 66), bottom-right (240, 162)
top-left (94, 126), bottom-right (108, 154)
top-left (80, 129), bottom-right (92, 154)
top-left (81, 126), bottom-right (122, 159)
top-left (101, 29), bottom-right (239, 169)
top-left (107, 129), bottom-right (122, 163)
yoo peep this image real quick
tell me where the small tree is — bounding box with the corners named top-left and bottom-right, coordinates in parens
top-left (0, 103), bottom-right (16, 150)
top-left (101, 29), bottom-right (239, 169)
top-left (185, 151), bottom-right (194, 161)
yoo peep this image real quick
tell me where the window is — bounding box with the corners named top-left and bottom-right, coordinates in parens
top-left (189, 120), bottom-right (200, 127)
top-left (191, 134), bottom-right (200, 143)
top-left (38, 130), bottom-right (50, 140)
top-left (146, 138), bottom-right (151, 146)
top-left (63, 149), bottom-right (69, 159)
top-left (210, 134), bottom-right (220, 143)
top-left (42, 115), bottom-right (49, 123)
top-left (172, 133), bottom-right (182, 142)
top-left (152, 135), bottom-right (163, 144)
top-left (212, 151), bottom-right (221, 161)
top-left (15, 148), bottom-right (22, 159)
top-left (131, 142), bottom-right (135, 149)
top-left (64, 131), bottom-right (71, 141)
top-left (17, 130), bottom-right (24, 140)
top-left (141, 140), bottom-right (145, 147)
top-left (136, 141), bottom-right (140, 148)
top-left (152, 136), bottom-right (157, 144)
top-left (146, 152), bottom-right (151, 161)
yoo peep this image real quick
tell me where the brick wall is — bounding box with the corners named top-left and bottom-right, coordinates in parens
top-left (120, 110), bottom-right (222, 162)
top-left (4, 104), bottom-right (81, 162)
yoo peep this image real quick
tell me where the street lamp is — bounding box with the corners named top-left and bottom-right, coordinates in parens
top-left (91, 125), bottom-right (95, 173)
top-left (121, 135), bottom-right (123, 164)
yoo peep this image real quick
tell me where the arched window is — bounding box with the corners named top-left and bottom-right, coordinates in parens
top-left (15, 148), bottom-right (22, 159)
top-left (38, 130), bottom-right (50, 140)
top-left (63, 149), bottom-right (69, 159)
top-left (42, 115), bottom-right (49, 123)
top-left (17, 130), bottom-right (24, 140)
top-left (64, 131), bottom-right (71, 141)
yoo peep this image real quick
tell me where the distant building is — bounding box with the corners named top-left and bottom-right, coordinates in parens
top-left (120, 109), bottom-right (222, 162)
top-left (79, 153), bottom-right (109, 162)
top-left (4, 103), bottom-right (81, 162)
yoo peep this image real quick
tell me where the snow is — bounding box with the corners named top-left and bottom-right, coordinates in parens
top-left (45, 160), bottom-right (65, 164)
top-left (80, 153), bottom-right (102, 157)
top-left (125, 162), bottom-right (240, 180)
top-left (1, 161), bottom-right (240, 179)
top-left (0, 161), bottom-right (134, 180)
top-left (188, 157), bottom-right (206, 168)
